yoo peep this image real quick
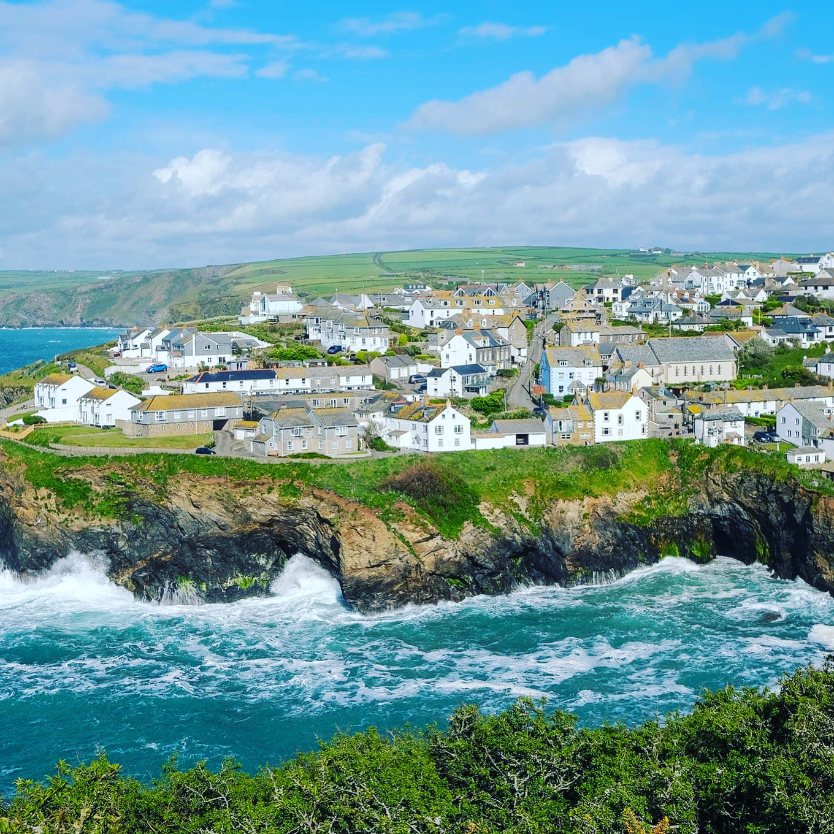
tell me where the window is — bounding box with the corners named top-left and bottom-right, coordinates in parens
top-left (434, 425), bottom-right (443, 435)
top-left (331, 441), bottom-right (338, 450)
top-left (216, 407), bottom-right (226, 417)
top-left (635, 411), bottom-right (641, 422)
top-left (156, 411), bottom-right (166, 422)
top-left (675, 366), bottom-right (680, 377)
top-left (187, 410), bottom-right (195, 420)
top-left (561, 433), bottom-right (572, 441)
top-left (292, 427), bottom-right (303, 437)
top-left (602, 427), bottom-right (610, 436)
top-left (438, 439), bottom-right (444, 447)
top-left (336, 426), bottom-right (348, 437)
top-left (603, 411), bottom-right (610, 422)
top-left (286, 441), bottom-right (293, 451)
top-left (454, 424), bottom-right (463, 434)
top-left (617, 414), bottom-right (623, 426)
top-left (302, 440), bottom-right (308, 450)
top-left (200, 410), bottom-right (209, 420)
top-left (454, 438), bottom-right (460, 447)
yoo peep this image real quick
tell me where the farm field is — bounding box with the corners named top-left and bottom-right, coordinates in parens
top-left (0, 245), bottom-right (799, 328)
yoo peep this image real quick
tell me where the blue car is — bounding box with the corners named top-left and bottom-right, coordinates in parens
top-left (147, 363), bottom-right (168, 373)
top-left (326, 345), bottom-right (343, 354)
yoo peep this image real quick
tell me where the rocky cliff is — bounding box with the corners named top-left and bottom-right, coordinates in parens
top-left (2, 446), bottom-right (834, 612)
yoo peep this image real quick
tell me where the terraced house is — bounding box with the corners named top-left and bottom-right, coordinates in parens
top-left (382, 401), bottom-right (472, 452)
top-left (540, 346), bottom-right (603, 397)
top-left (305, 310), bottom-right (390, 352)
top-left (77, 387), bottom-right (141, 427)
top-left (123, 393), bottom-right (244, 437)
top-left (440, 329), bottom-right (511, 373)
top-left (248, 407), bottom-right (359, 457)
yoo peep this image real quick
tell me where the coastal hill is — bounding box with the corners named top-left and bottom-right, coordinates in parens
top-left (0, 246), bottom-right (791, 327)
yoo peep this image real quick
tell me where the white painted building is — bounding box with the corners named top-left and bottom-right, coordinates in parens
top-left (440, 330), bottom-right (511, 373)
top-left (426, 364), bottom-right (489, 398)
top-left (78, 387), bottom-right (142, 427)
top-left (240, 285), bottom-right (303, 324)
top-left (787, 446), bottom-right (826, 466)
top-left (585, 391), bottom-right (648, 442)
top-left (306, 311), bottom-right (390, 352)
top-left (777, 400), bottom-right (834, 446)
top-left (34, 373), bottom-right (96, 422)
top-left (383, 401), bottom-right (472, 452)
top-left (693, 410), bottom-right (746, 448)
top-left (540, 346), bottom-right (603, 397)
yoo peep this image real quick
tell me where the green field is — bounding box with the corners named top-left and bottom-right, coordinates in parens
top-left (0, 246), bottom-right (797, 328)
top-left (25, 425), bottom-right (214, 450)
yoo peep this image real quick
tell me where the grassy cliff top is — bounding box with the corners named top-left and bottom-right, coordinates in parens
top-left (2, 438), bottom-right (829, 539)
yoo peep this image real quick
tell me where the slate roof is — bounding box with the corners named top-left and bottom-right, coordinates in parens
top-left (646, 337), bottom-right (735, 364)
top-left (544, 346), bottom-right (602, 366)
top-left (492, 419), bottom-right (546, 434)
top-left (188, 370), bottom-right (277, 384)
top-left (696, 410), bottom-right (744, 422)
top-left (268, 408), bottom-right (314, 429)
top-left (313, 408), bottom-right (358, 428)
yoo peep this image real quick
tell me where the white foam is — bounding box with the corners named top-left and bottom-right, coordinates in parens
top-left (270, 554), bottom-right (343, 605)
top-left (809, 624), bottom-right (834, 649)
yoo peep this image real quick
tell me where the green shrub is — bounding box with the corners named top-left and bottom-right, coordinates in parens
top-left (22, 414), bottom-right (46, 425)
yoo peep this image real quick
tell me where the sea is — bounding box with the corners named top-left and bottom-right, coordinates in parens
top-left (1, 553), bottom-right (834, 795)
top-left (0, 328), bottom-right (120, 376)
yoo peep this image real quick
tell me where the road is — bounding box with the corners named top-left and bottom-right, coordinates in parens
top-left (507, 321), bottom-right (546, 411)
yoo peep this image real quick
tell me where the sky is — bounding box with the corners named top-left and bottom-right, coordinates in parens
top-left (0, 0), bottom-right (832, 269)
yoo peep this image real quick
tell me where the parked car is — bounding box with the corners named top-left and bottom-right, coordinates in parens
top-left (348, 353), bottom-right (358, 362)
top-left (417, 383), bottom-right (427, 393)
top-left (409, 374), bottom-right (427, 385)
top-left (326, 345), bottom-right (343, 355)
top-left (753, 430), bottom-right (779, 443)
top-left (147, 363), bottom-right (168, 373)
top-left (195, 447), bottom-right (216, 455)
top-left (67, 361), bottom-right (77, 370)
top-left (532, 406), bottom-right (546, 418)
top-left (93, 377), bottom-right (107, 386)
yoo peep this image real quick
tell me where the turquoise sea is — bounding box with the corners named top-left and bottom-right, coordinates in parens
top-left (0, 328), bottom-right (120, 376)
top-left (1, 553), bottom-right (833, 795)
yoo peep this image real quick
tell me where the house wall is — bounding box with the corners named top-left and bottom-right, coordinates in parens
top-left (34, 377), bottom-right (96, 422)
top-left (661, 359), bottom-right (737, 385)
top-left (592, 397), bottom-right (647, 443)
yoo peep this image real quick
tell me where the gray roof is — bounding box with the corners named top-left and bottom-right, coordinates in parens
top-left (785, 399), bottom-right (834, 428)
top-left (646, 337), bottom-right (735, 364)
top-left (612, 345), bottom-right (661, 367)
top-left (696, 410), bottom-right (744, 422)
top-left (492, 419), bottom-right (546, 434)
top-left (313, 408), bottom-right (359, 428)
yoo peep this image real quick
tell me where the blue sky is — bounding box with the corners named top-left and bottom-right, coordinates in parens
top-left (0, 0), bottom-right (831, 268)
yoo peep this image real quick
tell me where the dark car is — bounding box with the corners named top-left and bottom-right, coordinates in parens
top-left (195, 447), bottom-right (216, 455)
top-left (349, 353), bottom-right (358, 362)
top-left (326, 345), bottom-right (343, 355)
top-left (533, 406), bottom-right (547, 418)
top-left (753, 430), bottom-right (779, 443)
top-left (417, 383), bottom-right (427, 393)
top-left (409, 374), bottom-right (427, 384)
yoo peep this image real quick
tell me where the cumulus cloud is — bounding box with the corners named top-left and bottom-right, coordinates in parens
top-left (797, 48), bottom-right (833, 64)
top-left (459, 22), bottom-right (547, 41)
top-left (745, 86), bottom-right (811, 109)
top-left (2, 133), bottom-right (833, 268)
top-left (294, 68), bottom-right (329, 82)
top-left (409, 14), bottom-right (795, 135)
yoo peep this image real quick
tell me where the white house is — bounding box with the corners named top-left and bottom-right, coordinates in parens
top-left (77, 387), bottom-right (141, 427)
top-left (382, 401), bottom-right (472, 452)
top-left (776, 400), bottom-right (834, 446)
top-left (440, 330), bottom-right (511, 373)
top-left (693, 410), bottom-right (746, 448)
top-left (816, 353), bottom-right (834, 380)
top-left (585, 391), bottom-right (648, 442)
top-left (183, 369), bottom-right (280, 395)
top-left (168, 332), bottom-right (233, 370)
top-left (798, 271), bottom-right (834, 300)
top-left (426, 364), bottom-right (489, 398)
top-left (34, 373), bottom-right (96, 422)
top-left (115, 327), bottom-right (153, 358)
top-left (540, 346), bottom-right (603, 397)
top-left (240, 285), bottom-right (303, 324)
top-left (306, 311), bottom-right (390, 352)
top-left (406, 296), bottom-right (509, 329)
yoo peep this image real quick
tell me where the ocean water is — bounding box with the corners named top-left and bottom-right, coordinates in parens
top-left (0, 328), bottom-right (120, 376)
top-left (1, 553), bottom-right (834, 795)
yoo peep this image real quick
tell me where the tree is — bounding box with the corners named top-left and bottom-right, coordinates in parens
top-left (738, 338), bottom-right (773, 373)
top-left (268, 343), bottom-right (320, 362)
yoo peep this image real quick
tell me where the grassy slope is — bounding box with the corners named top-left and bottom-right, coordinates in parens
top-left (24, 425), bottom-right (214, 449)
top-left (0, 246), bottom-right (796, 328)
top-left (2, 438), bottom-right (827, 537)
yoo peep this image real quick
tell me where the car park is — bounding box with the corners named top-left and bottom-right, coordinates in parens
top-left (195, 447), bottom-right (216, 455)
top-left (326, 345), bottom-right (343, 354)
top-left (147, 363), bottom-right (168, 373)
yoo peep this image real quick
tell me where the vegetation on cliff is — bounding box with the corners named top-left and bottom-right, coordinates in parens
top-left (3, 662), bottom-right (833, 833)
top-left (2, 438), bottom-right (833, 537)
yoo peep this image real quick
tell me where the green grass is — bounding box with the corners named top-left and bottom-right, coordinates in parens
top-left (25, 425), bottom-right (214, 449)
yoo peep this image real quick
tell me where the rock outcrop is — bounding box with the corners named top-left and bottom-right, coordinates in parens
top-left (2, 454), bottom-right (834, 612)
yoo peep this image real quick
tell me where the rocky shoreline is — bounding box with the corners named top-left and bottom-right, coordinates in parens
top-left (2, 448), bottom-right (834, 612)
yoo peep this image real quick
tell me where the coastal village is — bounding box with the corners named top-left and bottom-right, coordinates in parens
top-left (10, 252), bottom-right (834, 472)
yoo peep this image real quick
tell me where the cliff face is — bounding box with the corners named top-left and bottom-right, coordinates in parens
top-left (2, 455), bottom-right (834, 613)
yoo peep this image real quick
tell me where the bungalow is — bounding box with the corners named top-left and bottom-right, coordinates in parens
top-left (787, 446), bottom-right (827, 467)
top-left (123, 393), bottom-right (244, 437)
top-left (585, 391), bottom-right (648, 442)
top-left (540, 346), bottom-right (603, 397)
top-left (693, 410), bottom-right (746, 448)
top-left (476, 418), bottom-right (546, 449)
top-left (34, 373), bottom-right (96, 423)
top-left (382, 401), bottom-right (472, 453)
top-left (77, 387), bottom-right (141, 427)
top-left (426, 364), bottom-right (489, 398)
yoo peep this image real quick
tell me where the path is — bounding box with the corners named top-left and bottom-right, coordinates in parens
top-left (507, 321), bottom-right (546, 411)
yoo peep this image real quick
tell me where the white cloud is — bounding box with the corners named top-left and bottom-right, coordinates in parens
top-left (459, 22), bottom-right (547, 41)
top-left (256, 59), bottom-right (290, 79)
top-left (294, 68), bottom-right (328, 82)
top-left (338, 12), bottom-right (433, 36)
top-left (409, 37), bottom-right (651, 135)
top-left (744, 87), bottom-right (811, 110)
top-left (339, 45), bottom-right (389, 59)
top-left (0, 61), bottom-right (108, 146)
top-left (409, 14), bottom-right (795, 136)
top-left (3, 132), bottom-right (834, 268)
top-left (797, 48), bottom-right (833, 64)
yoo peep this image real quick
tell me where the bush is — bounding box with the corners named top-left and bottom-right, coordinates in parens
top-left (367, 436), bottom-right (394, 452)
top-left (22, 414), bottom-right (46, 425)
top-left (268, 343), bottom-right (320, 362)
top-left (471, 391), bottom-right (506, 416)
top-left (378, 460), bottom-right (479, 534)
top-left (109, 372), bottom-right (143, 396)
